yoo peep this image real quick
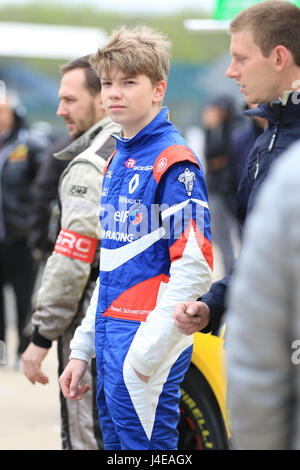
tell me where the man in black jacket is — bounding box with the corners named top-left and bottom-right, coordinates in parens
top-left (0, 91), bottom-right (46, 359)
top-left (173, 0), bottom-right (300, 335)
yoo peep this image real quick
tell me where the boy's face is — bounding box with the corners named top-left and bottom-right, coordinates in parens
top-left (226, 29), bottom-right (279, 104)
top-left (100, 65), bottom-right (166, 138)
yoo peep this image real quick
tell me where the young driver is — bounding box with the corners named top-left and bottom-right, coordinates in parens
top-left (59, 25), bottom-right (213, 450)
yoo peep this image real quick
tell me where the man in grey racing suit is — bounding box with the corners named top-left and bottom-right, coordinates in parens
top-left (22, 55), bottom-right (120, 450)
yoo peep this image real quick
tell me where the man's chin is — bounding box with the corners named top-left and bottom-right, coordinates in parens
top-left (68, 129), bottom-right (80, 139)
top-left (241, 89), bottom-right (255, 105)
top-left (244, 96), bottom-right (257, 106)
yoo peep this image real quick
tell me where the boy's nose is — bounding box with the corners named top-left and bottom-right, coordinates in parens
top-left (109, 85), bottom-right (122, 99)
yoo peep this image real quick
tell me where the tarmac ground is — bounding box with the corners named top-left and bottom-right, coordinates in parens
top-left (0, 287), bottom-right (61, 451)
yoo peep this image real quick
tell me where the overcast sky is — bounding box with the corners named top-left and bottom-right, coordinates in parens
top-left (0, 0), bottom-right (215, 14)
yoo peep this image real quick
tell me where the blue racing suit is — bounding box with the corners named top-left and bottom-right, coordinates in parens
top-left (70, 107), bottom-right (213, 450)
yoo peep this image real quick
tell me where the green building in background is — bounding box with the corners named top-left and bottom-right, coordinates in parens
top-left (213, 0), bottom-right (300, 19)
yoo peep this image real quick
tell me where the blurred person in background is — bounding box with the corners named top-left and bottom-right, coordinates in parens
top-left (22, 55), bottom-right (120, 450)
top-left (172, 0), bottom-right (300, 336)
top-left (28, 119), bottom-right (71, 259)
top-left (231, 103), bottom-right (267, 185)
top-left (226, 139), bottom-right (300, 450)
top-left (29, 133), bottom-right (71, 260)
top-left (0, 90), bottom-right (46, 363)
top-left (202, 95), bottom-right (242, 275)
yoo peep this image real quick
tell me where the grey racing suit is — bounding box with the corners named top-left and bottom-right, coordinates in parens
top-left (30, 117), bottom-right (120, 450)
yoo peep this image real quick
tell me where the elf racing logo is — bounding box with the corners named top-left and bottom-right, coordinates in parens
top-left (102, 230), bottom-right (134, 243)
top-left (114, 209), bottom-right (142, 225)
top-left (114, 210), bottom-right (129, 223)
top-left (129, 209), bottom-right (142, 225)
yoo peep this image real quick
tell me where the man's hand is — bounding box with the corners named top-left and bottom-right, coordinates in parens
top-left (22, 343), bottom-right (49, 385)
top-left (134, 369), bottom-right (149, 383)
top-left (59, 358), bottom-right (91, 401)
top-left (172, 301), bottom-right (210, 335)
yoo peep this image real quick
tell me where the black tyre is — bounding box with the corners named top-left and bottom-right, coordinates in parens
top-left (178, 364), bottom-right (229, 450)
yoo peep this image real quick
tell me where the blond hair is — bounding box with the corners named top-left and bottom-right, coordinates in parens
top-left (90, 25), bottom-right (172, 84)
top-left (229, 0), bottom-right (300, 66)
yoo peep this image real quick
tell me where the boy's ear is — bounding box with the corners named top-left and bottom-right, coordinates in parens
top-left (153, 80), bottom-right (167, 104)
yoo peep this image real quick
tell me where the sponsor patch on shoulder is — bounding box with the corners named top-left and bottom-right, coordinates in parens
top-left (178, 168), bottom-right (196, 196)
top-left (156, 157), bottom-right (168, 173)
top-left (69, 185), bottom-right (88, 197)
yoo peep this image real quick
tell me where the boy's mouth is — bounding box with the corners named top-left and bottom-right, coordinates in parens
top-left (109, 105), bottom-right (126, 109)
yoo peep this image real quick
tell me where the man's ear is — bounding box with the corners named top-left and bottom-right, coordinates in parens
top-left (96, 92), bottom-right (106, 114)
top-left (273, 45), bottom-right (290, 71)
top-left (153, 80), bottom-right (167, 104)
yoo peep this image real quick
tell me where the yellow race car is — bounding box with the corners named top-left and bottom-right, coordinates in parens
top-left (178, 327), bottom-right (230, 450)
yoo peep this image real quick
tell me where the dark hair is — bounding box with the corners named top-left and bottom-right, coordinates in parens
top-left (229, 0), bottom-right (300, 66)
top-left (60, 55), bottom-right (101, 94)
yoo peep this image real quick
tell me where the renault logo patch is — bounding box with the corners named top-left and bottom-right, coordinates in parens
top-left (178, 168), bottom-right (196, 196)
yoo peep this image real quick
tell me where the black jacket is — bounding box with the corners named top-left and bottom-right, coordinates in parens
top-left (201, 94), bottom-right (300, 332)
top-left (29, 134), bottom-right (71, 254)
top-left (204, 117), bottom-right (242, 216)
top-left (0, 113), bottom-right (46, 243)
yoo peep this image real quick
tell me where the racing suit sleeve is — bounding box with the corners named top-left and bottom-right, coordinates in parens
top-left (68, 276), bottom-right (99, 362)
top-left (31, 159), bottom-right (103, 346)
top-left (127, 161), bottom-right (213, 377)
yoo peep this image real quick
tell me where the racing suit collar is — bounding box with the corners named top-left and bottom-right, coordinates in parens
top-left (113, 107), bottom-right (172, 151)
top-left (54, 117), bottom-right (111, 161)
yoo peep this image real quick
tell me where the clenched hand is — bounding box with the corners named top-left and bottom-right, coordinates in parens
top-left (172, 301), bottom-right (210, 335)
